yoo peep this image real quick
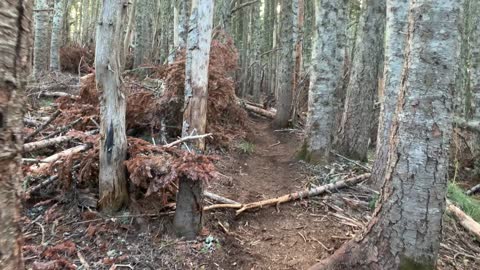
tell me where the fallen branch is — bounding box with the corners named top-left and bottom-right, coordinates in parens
top-left (446, 200), bottom-right (480, 241)
top-left (25, 110), bottom-right (61, 142)
top-left (30, 144), bottom-right (90, 174)
top-left (43, 118), bottom-right (82, 140)
top-left (23, 135), bottom-right (73, 153)
top-left (163, 133), bottom-right (213, 148)
top-left (236, 173), bottom-right (371, 215)
top-left (204, 191), bottom-right (240, 205)
top-left (24, 118), bottom-right (41, 127)
top-left (466, 184), bottom-right (480, 196)
top-left (25, 175), bottom-right (58, 196)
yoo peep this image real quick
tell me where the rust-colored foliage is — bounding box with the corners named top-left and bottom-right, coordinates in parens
top-left (60, 45), bottom-right (94, 73)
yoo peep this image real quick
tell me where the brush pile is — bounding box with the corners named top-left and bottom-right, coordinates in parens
top-left (24, 35), bottom-right (246, 207)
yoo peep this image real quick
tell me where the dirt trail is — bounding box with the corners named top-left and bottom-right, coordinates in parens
top-left (207, 118), bottom-right (349, 270)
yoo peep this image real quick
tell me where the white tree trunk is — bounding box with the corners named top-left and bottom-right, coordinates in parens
top-left (175, 0), bottom-right (215, 240)
top-left (303, 0), bottom-right (347, 164)
top-left (33, 0), bottom-right (50, 77)
top-left (0, 1), bottom-right (33, 269)
top-left (50, 0), bottom-right (64, 71)
top-left (95, 0), bottom-right (128, 213)
top-left (371, 0), bottom-right (408, 188)
top-left (173, 0), bottom-right (188, 51)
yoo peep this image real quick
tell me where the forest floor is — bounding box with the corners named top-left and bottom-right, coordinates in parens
top-left (22, 115), bottom-right (480, 270)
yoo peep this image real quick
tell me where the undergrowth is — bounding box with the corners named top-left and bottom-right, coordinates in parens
top-left (237, 141), bottom-right (255, 155)
top-left (447, 182), bottom-right (480, 222)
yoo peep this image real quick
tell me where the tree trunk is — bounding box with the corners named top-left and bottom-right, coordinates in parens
top-left (273, 0), bottom-right (294, 128)
top-left (309, 1), bottom-right (462, 269)
top-left (133, 0), bottom-right (154, 67)
top-left (173, 0), bottom-right (189, 53)
top-left (33, 0), bottom-right (51, 78)
top-left (336, 0), bottom-right (386, 161)
top-left (95, 0), bottom-right (129, 213)
top-left (370, 0), bottom-right (408, 189)
top-left (0, 1), bottom-right (33, 269)
top-left (470, 0), bottom-right (480, 175)
top-left (50, 0), bottom-right (64, 72)
top-left (293, 0), bottom-right (304, 93)
top-left (123, 0), bottom-right (136, 68)
top-left (174, 0), bottom-right (215, 239)
top-left (302, 0), bottom-right (347, 164)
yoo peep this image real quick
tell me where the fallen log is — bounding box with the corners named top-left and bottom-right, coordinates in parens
top-left (30, 144), bottom-right (90, 174)
top-left (235, 173), bottom-right (371, 215)
top-left (23, 135), bottom-right (73, 153)
top-left (163, 133), bottom-right (213, 148)
top-left (244, 103), bottom-right (276, 119)
top-left (25, 110), bottom-right (61, 142)
top-left (27, 85), bottom-right (80, 98)
top-left (446, 200), bottom-right (480, 241)
top-left (24, 118), bottom-right (41, 127)
top-left (466, 184), bottom-right (480, 196)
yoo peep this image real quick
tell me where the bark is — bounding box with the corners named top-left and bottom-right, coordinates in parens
top-left (133, 0), bottom-right (154, 67)
top-left (293, 0), bottom-right (304, 93)
top-left (470, 0), bottom-right (480, 175)
top-left (310, 1), bottom-right (462, 269)
top-left (302, 0), bottom-right (347, 164)
top-left (173, 0), bottom-right (188, 52)
top-left (33, 0), bottom-right (51, 78)
top-left (273, 0), bottom-right (294, 128)
top-left (336, 0), bottom-right (386, 161)
top-left (50, 0), bottom-right (64, 71)
top-left (123, 0), bottom-right (136, 68)
top-left (175, 0), bottom-right (215, 240)
top-left (371, 0), bottom-right (409, 189)
top-left (95, 0), bottom-right (129, 213)
top-left (0, 1), bottom-right (33, 269)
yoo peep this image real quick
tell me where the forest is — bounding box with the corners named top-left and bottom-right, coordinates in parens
top-left (0, 0), bottom-right (479, 269)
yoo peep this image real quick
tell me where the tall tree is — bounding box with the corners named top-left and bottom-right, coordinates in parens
top-left (133, 0), bottom-right (154, 67)
top-left (95, 0), bottom-right (129, 213)
top-left (273, 0), bottom-right (294, 128)
top-left (336, 0), bottom-right (386, 161)
top-left (371, 0), bottom-right (408, 189)
top-left (174, 0), bottom-right (215, 240)
top-left (472, 0), bottom-right (480, 175)
top-left (309, 0), bottom-right (463, 269)
top-left (173, 0), bottom-right (189, 53)
top-left (50, 0), bottom-right (65, 72)
top-left (302, 0), bottom-right (347, 164)
top-left (33, 0), bottom-right (51, 78)
top-left (0, 0), bottom-right (33, 269)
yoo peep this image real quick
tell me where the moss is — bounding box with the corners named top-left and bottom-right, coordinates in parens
top-left (399, 256), bottom-right (435, 270)
top-left (447, 182), bottom-right (480, 222)
top-left (297, 142), bottom-right (312, 162)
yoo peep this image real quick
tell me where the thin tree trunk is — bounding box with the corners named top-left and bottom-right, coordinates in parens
top-left (470, 0), bottom-right (480, 175)
top-left (50, 0), bottom-right (64, 71)
top-left (273, 0), bottom-right (294, 128)
top-left (0, 1), bottom-right (33, 269)
top-left (336, 0), bottom-right (386, 161)
top-left (33, 0), bottom-right (51, 78)
top-left (95, 0), bottom-right (129, 213)
top-left (370, 0), bottom-right (408, 189)
top-left (134, 0), bottom-right (154, 67)
top-left (174, 0), bottom-right (215, 240)
top-left (302, 0), bottom-right (347, 164)
top-left (310, 1), bottom-right (462, 269)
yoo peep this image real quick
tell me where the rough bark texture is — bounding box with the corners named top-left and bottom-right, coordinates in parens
top-left (273, 0), bottom-right (294, 128)
top-left (33, 0), bottom-right (50, 77)
top-left (302, 0), bottom-right (347, 164)
top-left (371, 0), bottom-right (408, 189)
top-left (471, 0), bottom-right (480, 175)
top-left (133, 0), bottom-right (154, 67)
top-left (0, 1), bottom-right (32, 269)
top-left (337, 0), bottom-right (386, 161)
top-left (310, 1), bottom-right (462, 269)
top-left (96, 0), bottom-right (129, 213)
top-left (173, 0), bottom-right (188, 52)
top-left (173, 177), bottom-right (204, 239)
top-left (50, 0), bottom-right (64, 71)
top-left (174, 0), bottom-right (214, 240)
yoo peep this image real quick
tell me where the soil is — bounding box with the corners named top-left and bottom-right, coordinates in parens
top-left (22, 116), bottom-right (480, 270)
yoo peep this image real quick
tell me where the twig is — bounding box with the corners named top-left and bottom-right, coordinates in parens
top-left (330, 151), bottom-right (372, 171)
top-left (77, 251), bottom-right (91, 270)
top-left (26, 175), bottom-right (59, 196)
top-left (204, 191), bottom-right (240, 205)
top-left (163, 133), bottom-right (213, 148)
top-left (25, 110), bottom-right (61, 142)
top-left (43, 118), bottom-right (82, 139)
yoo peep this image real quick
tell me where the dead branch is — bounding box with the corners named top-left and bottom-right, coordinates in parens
top-left (23, 135), bottom-right (73, 152)
top-left (24, 118), bottom-right (41, 127)
top-left (204, 191), bottom-right (241, 205)
top-left (43, 118), bottom-right (82, 140)
top-left (235, 173), bottom-right (371, 215)
top-left (25, 110), bottom-right (61, 142)
top-left (466, 184), bottom-right (480, 196)
top-left (30, 144), bottom-right (90, 174)
top-left (231, 0), bottom-right (259, 14)
top-left (25, 175), bottom-right (58, 196)
top-left (204, 204), bottom-right (243, 211)
top-left (28, 87), bottom-right (80, 98)
top-left (446, 200), bottom-right (480, 241)
top-left (163, 133), bottom-right (213, 148)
